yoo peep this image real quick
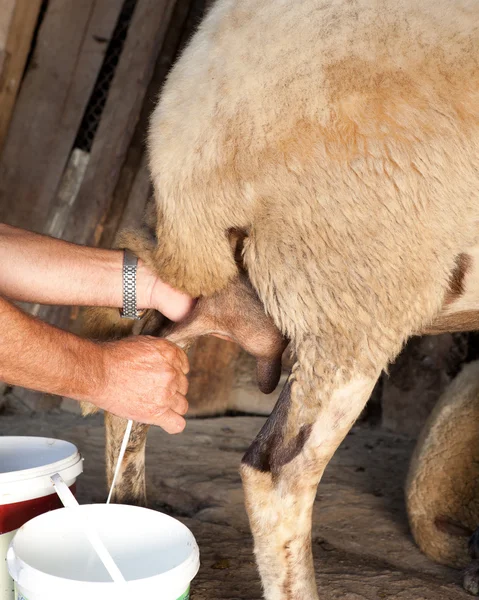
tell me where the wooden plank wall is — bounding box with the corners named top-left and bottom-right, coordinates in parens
top-left (0, 1), bottom-right (16, 80)
top-left (0, 0), bottom-right (42, 155)
top-left (0, 0), bottom-right (124, 231)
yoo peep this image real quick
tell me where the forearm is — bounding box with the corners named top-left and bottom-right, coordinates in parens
top-left (0, 295), bottom-right (104, 402)
top-left (0, 295), bottom-right (190, 431)
top-left (0, 224), bottom-right (155, 309)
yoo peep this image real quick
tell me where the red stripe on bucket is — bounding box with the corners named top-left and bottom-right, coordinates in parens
top-left (0, 483), bottom-right (76, 534)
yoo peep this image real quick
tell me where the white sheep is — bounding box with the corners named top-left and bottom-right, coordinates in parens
top-left (83, 0), bottom-right (479, 597)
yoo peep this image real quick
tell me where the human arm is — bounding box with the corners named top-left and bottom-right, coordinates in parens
top-left (0, 295), bottom-right (189, 432)
top-left (0, 223), bottom-right (193, 321)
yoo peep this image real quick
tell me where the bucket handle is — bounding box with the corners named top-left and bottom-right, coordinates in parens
top-left (50, 473), bottom-right (126, 584)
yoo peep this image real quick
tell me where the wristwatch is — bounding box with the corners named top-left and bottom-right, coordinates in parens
top-left (120, 249), bottom-right (142, 320)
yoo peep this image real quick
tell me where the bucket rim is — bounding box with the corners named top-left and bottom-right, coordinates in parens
top-left (7, 504), bottom-right (200, 596)
top-left (0, 436), bottom-right (82, 484)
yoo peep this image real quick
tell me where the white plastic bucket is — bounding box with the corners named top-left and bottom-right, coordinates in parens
top-left (7, 504), bottom-right (200, 600)
top-left (0, 437), bottom-right (83, 600)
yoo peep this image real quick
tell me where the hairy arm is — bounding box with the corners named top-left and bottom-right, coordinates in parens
top-left (0, 223), bottom-right (193, 321)
top-left (0, 295), bottom-right (104, 399)
top-left (0, 296), bottom-right (189, 432)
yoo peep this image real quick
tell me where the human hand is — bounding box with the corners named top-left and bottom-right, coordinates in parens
top-left (137, 260), bottom-right (195, 321)
top-left (150, 277), bottom-right (196, 321)
top-left (93, 336), bottom-right (190, 432)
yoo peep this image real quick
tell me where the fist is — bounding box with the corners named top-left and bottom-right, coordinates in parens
top-left (94, 336), bottom-right (189, 433)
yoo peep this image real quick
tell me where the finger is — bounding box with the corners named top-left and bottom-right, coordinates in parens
top-left (173, 345), bottom-right (189, 375)
top-left (156, 285), bottom-right (196, 322)
top-left (165, 342), bottom-right (189, 375)
top-left (155, 339), bottom-right (190, 375)
top-left (168, 392), bottom-right (189, 416)
top-left (174, 371), bottom-right (189, 396)
top-left (154, 409), bottom-right (186, 434)
top-left (158, 367), bottom-right (189, 396)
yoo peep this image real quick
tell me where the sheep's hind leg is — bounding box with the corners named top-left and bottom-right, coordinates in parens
top-left (240, 342), bottom-right (381, 600)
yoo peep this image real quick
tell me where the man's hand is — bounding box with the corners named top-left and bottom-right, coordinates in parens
top-left (0, 224), bottom-right (196, 322)
top-left (0, 296), bottom-right (190, 433)
top-left (0, 224), bottom-right (195, 430)
top-left (94, 337), bottom-right (190, 433)
top-left (145, 270), bottom-right (195, 322)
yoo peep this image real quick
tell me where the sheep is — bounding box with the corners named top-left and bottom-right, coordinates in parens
top-left (407, 360), bottom-right (479, 596)
top-left (82, 0), bottom-right (479, 597)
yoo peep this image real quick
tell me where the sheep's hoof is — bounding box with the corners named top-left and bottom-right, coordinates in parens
top-left (464, 561), bottom-right (479, 595)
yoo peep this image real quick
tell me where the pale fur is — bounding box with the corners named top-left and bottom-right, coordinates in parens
top-left (93, 0), bottom-right (479, 597)
top-left (406, 361), bottom-right (479, 569)
top-left (241, 372), bottom-right (378, 599)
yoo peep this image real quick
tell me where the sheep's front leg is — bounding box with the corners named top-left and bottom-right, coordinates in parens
top-left (104, 411), bottom-right (150, 506)
top-left (241, 361), bottom-right (379, 600)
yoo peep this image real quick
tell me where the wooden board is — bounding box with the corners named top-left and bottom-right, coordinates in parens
top-left (0, 0), bottom-right (15, 70)
top-left (0, 0), bottom-right (40, 154)
top-left (32, 149), bottom-right (90, 333)
top-left (115, 154), bottom-right (151, 233)
top-left (62, 0), bottom-right (177, 248)
top-left (98, 0), bottom-right (193, 250)
top-left (0, 0), bottom-right (123, 231)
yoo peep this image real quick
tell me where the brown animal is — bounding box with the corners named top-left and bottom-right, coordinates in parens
top-left (82, 0), bottom-right (479, 597)
top-left (406, 360), bottom-right (479, 596)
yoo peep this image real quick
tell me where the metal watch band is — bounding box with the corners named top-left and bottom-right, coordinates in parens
top-left (120, 249), bottom-right (141, 320)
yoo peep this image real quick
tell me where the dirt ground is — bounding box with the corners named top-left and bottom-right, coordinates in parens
top-left (0, 411), bottom-right (471, 600)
